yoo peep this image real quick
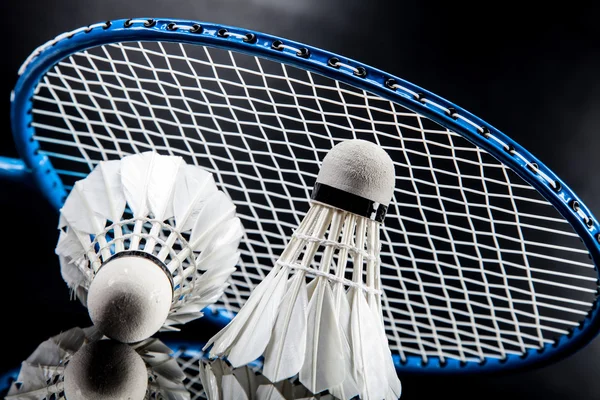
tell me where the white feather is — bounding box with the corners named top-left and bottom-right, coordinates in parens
top-left (163, 302), bottom-right (205, 327)
top-left (205, 271), bottom-right (277, 356)
top-left (226, 269), bottom-right (289, 367)
top-left (269, 374), bottom-right (296, 398)
top-left (174, 165), bottom-right (217, 232)
top-left (191, 260), bottom-right (238, 307)
top-left (207, 358), bottom-right (229, 381)
top-left (189, 191), bottom-right (237, 251)
top-left (262, 272), bottom-right (308, 382)
top-left (26, 339), bottom-right (67, 366)
top-left (138, 347), bottom-right (185, 383)
top-left (158, 325), bottom-right (181, 333)
top-left (58, 254), bottom-right (87, 295)
top-left (348, 288), bottom-right (387, 400)
top-left (205, 268), bottom-right (288, 365)
top-left (88, 160), bottom-right (126, 222)
top-left (193, 288), bottom-right (234, 310)
top-left (256, 385), bottom-right (286, 400)
top-left (55, 228), bottom-right (87, 266)
top-left (135, 337), bottom-right (173, 355)
top-left (329, 288), bottom-right (360, 400)
top-left (5, 362), bottom-right (60, 399)
top-left (372, 302), bottom-right (402, 399)
top-left (196, 257), bottom-right (239, 290)
top-left (291, 383), bottom-right (319, 400)
top-left (222, 375), bottom-right (249, 400)
top-left (56, 228), bottom-right (92, 303)
top-left (190, 286), bottom-right (230, 309)
top-left (198, 362), bottom-right (220, 400)
top-left (57, 213), bottom-right (68, 230)
top-left (148, 155), bottom-right (184, 221)
top-left (299, 278), bottom-right (345, 394)
top-left (50, 326), bottom-right (88, 355)
top-left (190, 290), bottom-right (228, 312)
top-left (145, 342), bottom-right (189, 400)
top-left (120, 151), bottom-right (156, 217)
top-left (61, 180), bottom-right (104, 234)
top-left (196, 218), bottom-right (243, 270)
top-left (61, 159), bottom-right (126, 236)
top-left (81, 325), bottom-right (103, 342)
top-left (305, 277), bottom-right (318, 299)
top-left (156, 376), bottom-right (192, 400)
top-left (232, 366), bottom-right (270, 400)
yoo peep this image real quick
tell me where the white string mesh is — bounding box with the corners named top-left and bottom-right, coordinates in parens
top-left (28, 40), bottom-right (598, 365)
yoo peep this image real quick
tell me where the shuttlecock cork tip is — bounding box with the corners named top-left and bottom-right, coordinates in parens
top-left (87, 253), bottom-right (173, 344)
top-left (63, 340), bottom-right (148, 400)
top-left (314, 139), bottom-right (395, 219)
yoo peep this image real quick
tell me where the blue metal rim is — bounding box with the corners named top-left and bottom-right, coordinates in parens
top-left (0, 156), bottom-right (31, 184)
top-left (10, 18), bottom-right (600, 374)
top-left (0, 368), bottom-right (18, 397)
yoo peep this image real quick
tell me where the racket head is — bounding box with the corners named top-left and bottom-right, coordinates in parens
top-left (9, 18), bottom-right (600, 373)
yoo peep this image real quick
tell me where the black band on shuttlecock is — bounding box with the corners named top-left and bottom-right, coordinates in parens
top-left (311, 182), bottom-right (388, 222)
top-left (101, 250), bottom-right (174, 290)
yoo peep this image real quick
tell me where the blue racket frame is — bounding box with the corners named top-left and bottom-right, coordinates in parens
top-left (5, 18), bottom-right (600, 374)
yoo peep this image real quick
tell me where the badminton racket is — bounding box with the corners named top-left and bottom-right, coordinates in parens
top-left (2, 18), bottom-right (599, 374)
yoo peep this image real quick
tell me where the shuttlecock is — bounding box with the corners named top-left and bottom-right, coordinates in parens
top-left (55, 151), bottom-right (243, 343)
top-left (204, 139), bottom-right (402, 399)
top-left (5, 326), bottom-right (189, 400)
top-left (198, 359), bottom-right (336, 400)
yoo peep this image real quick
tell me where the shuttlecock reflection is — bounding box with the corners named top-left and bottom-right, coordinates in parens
top-left (6, 326), bottom-right (189, 400)
top-left (199, 358), bottom-right (337, 400)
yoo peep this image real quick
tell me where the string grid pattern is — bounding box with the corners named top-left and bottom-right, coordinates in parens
top-left (29, 40), bottom-right (598, 364)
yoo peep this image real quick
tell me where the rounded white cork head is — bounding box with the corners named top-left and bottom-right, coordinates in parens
top-left (63, 340), bottom-right (148, 400)
top-left (316, 139), bottom-right (396, 205)
top-left (87, 255), bottom-right (173, 344)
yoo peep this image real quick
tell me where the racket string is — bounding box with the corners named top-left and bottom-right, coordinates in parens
top-left (28, 39), bottom-right (599, 364)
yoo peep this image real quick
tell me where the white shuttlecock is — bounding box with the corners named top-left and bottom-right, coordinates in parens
top-left (198, 359), bottom-right (336, 400)
top-left (56, 151), bottom-right (243, 343)
top-left (5, 327), bottom-right (189, 400)
top-left (204, 139), bottom-right (402, 399)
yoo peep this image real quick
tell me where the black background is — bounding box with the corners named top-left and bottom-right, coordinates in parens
top-left (1, 1), bottom-right (599, 399)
